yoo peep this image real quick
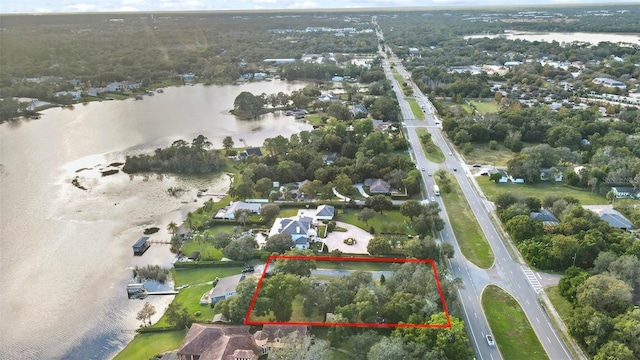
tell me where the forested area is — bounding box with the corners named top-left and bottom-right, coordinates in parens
top-left (122, 135), bottom-right (225, 174)
top-left (213, 249), bottom-right (472, 360)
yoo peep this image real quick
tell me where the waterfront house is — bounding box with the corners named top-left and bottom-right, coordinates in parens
top-left (215, 201), bottom-right (262, 220)
top-left (200, 274), bottom-right (244, 305)
top-left (178, 324), bottom-right (264, 360)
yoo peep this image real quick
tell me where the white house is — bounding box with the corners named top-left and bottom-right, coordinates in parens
top-left (215, 201), bottom-right (262, 219)
top-left (540, 167), bottom-right (563, 182)
top-left (314, 205), bottom-right (335, 221)
top-left (269, 216), bottom-right (317, 250)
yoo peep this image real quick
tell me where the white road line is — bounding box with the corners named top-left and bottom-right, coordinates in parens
top-left (536, 317), bottom-right (540, 323)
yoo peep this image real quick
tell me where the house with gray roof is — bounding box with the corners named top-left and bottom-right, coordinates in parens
top-left (269, 215), bottom-right (317, 249)
top-left (364, 178), bottom-right (391, 194)
top-left (529, 209), bottom-right (560, 226)
top-left (600, 211), bottom-right (634, 231)
top-left (315, 205), bottom-right (335, 221)
top-left (611, 187), bottom-right (639, 199)
top-left (200, 274), bottom-right (244, 305)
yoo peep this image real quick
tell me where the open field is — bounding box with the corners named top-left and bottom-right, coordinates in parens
top-left (468, 99), bottom-right (500, 114)
top-left (477, 177), bottom-right (607, 205)
top-left (482, 285), bottom-right (548, 360)
top-left (406, 98), bottom-right (425, 120)
top-left (113, 330), bottom-right (186, 360)
top-left (545, 285), bottom-right (574, 325)
top-left (416, 128), bottom-right (445, 163)
top-left (438, 172), bottom-right (494, 268)
top-left (460, 142), bottom-right (516, 167)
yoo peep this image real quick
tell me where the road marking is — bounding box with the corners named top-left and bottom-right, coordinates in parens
top-left (547, 337), bottom-right (551, 343)
top-left (537, 273), bottom-right (542, 279)
top-left (523, 268), bottom-right (543, 293)
top-left (526, 299), bottom-right (530, 305)
top-left (536, 317), bottom-right (540, 323)
top-left (475, 312), bottom-right (478, 319)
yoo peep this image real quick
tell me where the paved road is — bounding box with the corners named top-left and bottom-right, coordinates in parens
top-left (374, 19), bottom-right (572, 360)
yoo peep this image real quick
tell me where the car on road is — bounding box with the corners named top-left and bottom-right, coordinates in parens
top-left (472, 164), bottom-right (482, 168)
top-left (431, 196), bottom-right (435, 202)
top-left (421, 167), bottom-right (425, 171)
top-left (448, 151), bottom-right (452, 156)
top-left (428, 172), bottom-right (433, 176)
top-left (242, 266), bottom-right (255, 273)
top-left (486, 334), bottom-right (495, 347)
top-left (453, 167), bottom-right (457, 171)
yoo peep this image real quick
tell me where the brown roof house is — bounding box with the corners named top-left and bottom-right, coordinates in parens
top-left (252, 324), bottom-right (308, 351)
top-left (177, 324), bottom-right (265, 360)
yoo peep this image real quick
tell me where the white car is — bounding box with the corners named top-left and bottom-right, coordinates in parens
top-left (486, 334), bottom-right (495, 347)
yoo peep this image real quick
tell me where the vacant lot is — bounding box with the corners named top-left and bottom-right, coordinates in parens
top-left (477, 177), bottom-right (607, 205)
top-left (482, 285), bottom-right (548, 360)
top-left (469, 99), bottom-right (500, 114)
top-left (460, 142), bottom-right (516, 167)
top-left (438, 173), bottom-right (494, 268)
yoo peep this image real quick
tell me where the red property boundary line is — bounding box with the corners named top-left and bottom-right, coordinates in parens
top-left (244, 255), bottom-right (452, 329)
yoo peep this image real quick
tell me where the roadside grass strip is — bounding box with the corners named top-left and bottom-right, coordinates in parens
top-left (113, 330), bottom-right (186, 360)
top-left (438, 173), bottom-right (494, 268)
top-left (482, 285), bottom-right (549, 360)
top-left (406, 98), bottom-right (426, 120)
top-left (416, 128), bottom-right (445, 164)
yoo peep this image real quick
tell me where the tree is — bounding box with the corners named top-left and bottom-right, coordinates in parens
top-left (260, 203), bottom-right (280, 224)
top-left (365, 195), bottom-right (392, 214)
top-left (166, 221), bottom-right (178, 235)
top-left (222, 235), bottom-right (256, 262)
top-left (382, 291), bottom-right (422, 323)
top-left (268, 332), bottom-right (331, 360)
top-left (334, 173), bottom-right (353, 200)
top-left (274, 249), bottom-right (317, 276)
top-left (400, 200), bottom-right (423, 221)
top-left (505, 215), bottom-right (543, 243)
top-left (222, 136), bottom-right (234, 150)
top-left (576, 274), bottom-right (633, 316)
top-left (357, 208), bottom-right (376, 225)
top-left (165, 302), bottom-right (193, 329)
top-left (404, 237), bottom-right (438, 260)
top-left (265, 233), bottom-right (294, 254)
top-left (367, 236), bottom-right (392, 256)
top-left (350, 331), bottom-right (382, 360)
top-left (213, 231), bottom-right (233, 249)
top-left (413, 203), bottom-right (445, 238)
top-left (213, 277), bottom-right (258, 323)
top-left (136, 301), bottom-right (156, 327)
top-left (254, 177), bottom-right (273, 197)
top-left (594, 341), bottom-right (635, 360)
top-left (254, 273), bottom-right (302, 321)
top-left (367, 336), bottom-right (409, 360)
top-left (233, 91), bottom-right (264, 119)
top-left (234, 209), bottom-right (252, 227)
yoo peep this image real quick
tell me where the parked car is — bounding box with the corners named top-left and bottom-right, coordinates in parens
top-left (242, 266), bottom-right (254, 273)
top-left (472, 164), bottom-right (482, 168)
top-left (486, 334), bottom-right (495, 347)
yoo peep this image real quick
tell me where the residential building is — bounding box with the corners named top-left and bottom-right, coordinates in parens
top-left (611, 187), bottom-right (639, 199)
top-left (314, 205), bottom-right (335, 221)
top-left (364, 178), bottom-right (391, 194)
top-left (254, 324), bottom-right (308, 350)
top-left (177, 324), bottom-right (264, 360)
top-left (540, 167), bottom-right (563, 182)
top-left (215, 202), bottom-right (262, 219)
top-left (269, 215), bottom-right (317, 249)
top-left (488, 169), bottom-right (509, 183)
top-left (593, 77), bottom-right (627, 89)
top-left (322, 152), bottom-right (340, 165)
top-left (529, 209), bottom-right (560, 226)
top-left (200, 274), bottom-right (244, 305)
top-left (105, 81), bottom-right (140, 92)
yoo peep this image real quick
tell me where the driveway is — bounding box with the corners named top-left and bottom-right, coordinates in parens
top-left (321, 221), bottom-right (372, 254)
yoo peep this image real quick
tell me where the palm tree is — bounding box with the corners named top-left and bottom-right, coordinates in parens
top-left (167, 221), bottom-right (178, 235)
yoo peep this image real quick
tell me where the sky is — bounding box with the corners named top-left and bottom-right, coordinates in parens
top-left (0, 0), bottom-right (628, 14)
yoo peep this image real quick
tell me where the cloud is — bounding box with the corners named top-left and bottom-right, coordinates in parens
top-left (286, 1), bottom-right (320, 9)
top-left (252, 0), bottom-right (277, 3)
top-left (63, 3), bottom-right (97, 12)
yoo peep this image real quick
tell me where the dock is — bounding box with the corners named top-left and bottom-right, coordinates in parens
top-left (147, 291), bottom-right (179, 296)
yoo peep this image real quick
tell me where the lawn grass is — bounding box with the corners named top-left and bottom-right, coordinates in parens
top-left (314, 260), bottom-right (394, 271)
top-left (337, 208), bottom-right (412, 235)
top-left (461, 142), bottom-right (516, 167)
top-left (416, 128), bottom-right (445, 164)
top-left (477, 177), bottom-right (607, 205)
top-left (438, 172), bottom-right (494, 268)
top-left (482, 285), bottom-right (548, 360)
top-left (304, 113), bottom-right (327, 127)
top-left (113, 330), bottom-right (186, 360)
top-left (290, 294), bottom-right (325, 322)
top-left (545, 285), bottom-right (574, 324)
top-left (406, 98), bottom-right (425, 120)
top-left (172, 266), bottom-right (243, 287)
top-left (180, 241), bottom-right (223, 261)
top-left (469, 99), bottom-right (500, 114)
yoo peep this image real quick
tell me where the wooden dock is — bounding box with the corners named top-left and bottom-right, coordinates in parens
top-left (147, 291), bottom-right (179, 296)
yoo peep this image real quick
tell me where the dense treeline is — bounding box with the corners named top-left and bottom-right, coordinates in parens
top-left (122, 135), bottom-right (225, 174)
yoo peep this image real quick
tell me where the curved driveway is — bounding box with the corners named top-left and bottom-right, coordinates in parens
top-left (321, 221), bottom-right (372, 254)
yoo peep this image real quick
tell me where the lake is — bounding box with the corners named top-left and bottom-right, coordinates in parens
top-left (0, 80), bottom-right (312, 359)
top-left (464, 31), bottom-right (640, 46)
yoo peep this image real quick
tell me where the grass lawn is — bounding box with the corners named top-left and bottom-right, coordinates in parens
top-left (406, 98), bottom-right (425, 120)
top-left (337, 208), bottom-right (412, 235)
top-left (461, 142), bottom-right (516, 167)
top-left (468, 99), bottom-right (500, 114)
top-left (172, 266), bottom-right (243, 287)
top-left (279, 208), bottom-right (300, 218)
top-left (482, 285), bottom-right (548, 360)
top-left (290, 294), bottom-right (325, 322)
top-left (477, 177), bottom-right (607, 205)
top-left (416, 128), bottom-right (445, 164)
top-left (304, 113), bottom-right (327, 127)
top-left (180, 241), bottom-right (222, 261)
top-left (545, 285), bottom-right (574, 324)
top-left (461, 103), bottom-right (473, 114)
top-left (113, 330), bottom-right (186, 360)
top-left (314, 260), bottom-right (394, 271)
top-left (438, 173), bottom-right (494, 268)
